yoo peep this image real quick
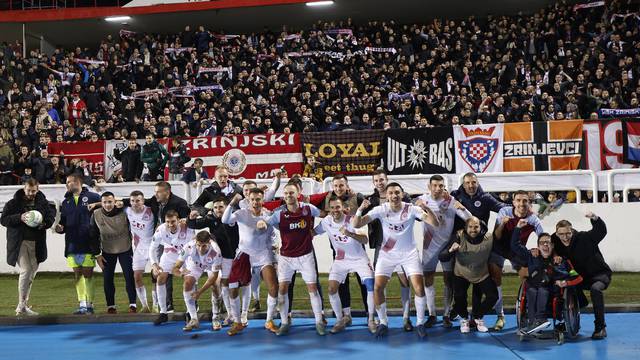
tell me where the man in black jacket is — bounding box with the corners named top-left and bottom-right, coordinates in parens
top-left (113, 139), bottom-right (143, 182)
top-left (1, 179), bottom-right (56, 316)
top-left (192, 166), bottom-right (242, 213)
top-left (552, 212), bottom-right (610, 340)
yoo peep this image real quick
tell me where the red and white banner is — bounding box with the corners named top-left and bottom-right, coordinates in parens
top-left (583, 119), bottom-right (639, 170)
top-left (48, 140), bottom-right (106, 177)
top-left (179, 133), bottom-right (303, 179)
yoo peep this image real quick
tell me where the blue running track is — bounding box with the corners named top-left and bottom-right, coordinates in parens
top-left (1, 314), bottom-right (639, 360)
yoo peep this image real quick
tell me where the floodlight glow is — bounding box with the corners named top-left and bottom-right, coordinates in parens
top-left (105, 16), bottom-right (132, 22)
top-left (306, 1), bottom-right (334, 7)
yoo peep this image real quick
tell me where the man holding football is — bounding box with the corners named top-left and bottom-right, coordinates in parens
top-left (1, 178), bottom-right (56, 316)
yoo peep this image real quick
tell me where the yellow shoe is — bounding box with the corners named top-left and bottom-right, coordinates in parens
top-left (494, 316), bottom-right (505, 331)
top-left (264, 320), bottom-right (279, 333)
top-left (183, 319), bottom-right (200, 332)
top-left (227, 322), bottom-right (245, 336)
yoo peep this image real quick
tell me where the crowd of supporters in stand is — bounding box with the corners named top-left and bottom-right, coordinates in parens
top-left (0, 0), bottom-right (639, 185)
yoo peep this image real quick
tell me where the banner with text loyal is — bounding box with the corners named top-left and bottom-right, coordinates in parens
top-left (503, 120), bottom-right (583, 171)
top-left (384, 127), bottom-right (455, 175)
top-left (301, 130), bottom-right (384, 177)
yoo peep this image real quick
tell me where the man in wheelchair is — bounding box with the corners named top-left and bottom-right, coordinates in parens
top-left (511, 219), bottom-right (583, 335)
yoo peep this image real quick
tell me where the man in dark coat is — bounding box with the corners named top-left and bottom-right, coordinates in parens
top-left (1, 179), bottom-right (56, 315)
top-left (192, 166), bottom-right (242, 213)
top-left (552, 212), bottom-right (610, 340)
top-left (113, 139), bottom-right (143, 182)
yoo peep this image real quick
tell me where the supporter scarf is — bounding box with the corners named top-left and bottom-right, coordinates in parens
top-left (197, 66), bottom-right (233, 79)
top-left (598, 108), bottom-right (640, 118)
top-left (164, 47), bottom-right (195, 54)
top-left (75, 58), bottom-right (107, 66)
top-left (119, 29), bottom-right (136, 38)
top-left (388, 92), bottom-right (414, 102)
top-left (212, 34), bottom-right (240, 40)
top-left (168, 85), bottom-right (224, 95)
top-left (326, 29), bottom-right (354, 37)
top-left (610, 12), bottom-right (640, 23)
top-left (365, 47), bottom-right (397, 54)
top-left (257, 54), bottom-right (275, 62)
top-left (573, 1), bottom-right (605, 11)
top-left (284, 34), bottom-right (302, 41)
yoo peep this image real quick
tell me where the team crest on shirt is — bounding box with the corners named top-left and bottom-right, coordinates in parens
top-left (302, 207), bottom-right (309, 216)
top-left (474, 200), bottom-right (482, 208)
top-left (400, 204), bottom-right (409, 220)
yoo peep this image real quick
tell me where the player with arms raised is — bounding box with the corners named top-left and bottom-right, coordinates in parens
top-left (352, 182), bottom-right (439, 339)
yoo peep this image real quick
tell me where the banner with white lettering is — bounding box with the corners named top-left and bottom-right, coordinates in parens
top-left (384, 127), bottom-right (455, 174)
top-left (300, 130), bottom-right (384, 177)
top-left (503, 120), bottom-right (583, 171)
top-left (582, 119), bottom-right (639, 170)
top-left (48, 140), bottom-right (106, 177)
top-left (453, 124), bottom-right (504, 173)
top-left (180, 134), bottom-right (303, 179)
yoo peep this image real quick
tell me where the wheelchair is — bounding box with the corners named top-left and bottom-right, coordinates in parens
top-left (515, 280), bottom-right (581, 344)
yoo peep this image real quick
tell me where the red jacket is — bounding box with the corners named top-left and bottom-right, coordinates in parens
top-left (68, 99), bottom-right (86, 125)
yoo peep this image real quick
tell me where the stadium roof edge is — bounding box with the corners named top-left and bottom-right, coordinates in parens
top-left (0, 0), bottom-right (309, 23)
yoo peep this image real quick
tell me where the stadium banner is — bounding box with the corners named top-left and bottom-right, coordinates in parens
top-left (598, 108), bottom-right (640, 118)
top-left (454, 124), bottom-right (504, 173)
top-left (582, 119), bottom-right (639, 170)
top-left (621, 119), bottom-right (640, 165)
top-left (48, 140), bottom-right (105, 177)
top-left (301, 130), bottom-right (384, 177)
top-left (179, 134), bottom-right (303, 179)
top-left (503, 120), bottom-right (583, 171)
top-left (384, 127), bottom-right (455, 174)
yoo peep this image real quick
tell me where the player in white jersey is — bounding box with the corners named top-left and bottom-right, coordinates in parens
top-left (237, 171), bottom-right (283, 315)
top-left (173, 231), bottom-right (223, 331)
top-left (352, 182), bottom-right (439, 339)
top-left (414, 175), bottom-right (471, 328)
top-left (125, 191), bottom-right (156, 313)
top-left (222, 189), bottom-right (279, 335)
top-left (314, 195), bottom-right (376, 334)
top-left (149, 210), bottom-right (195, 325)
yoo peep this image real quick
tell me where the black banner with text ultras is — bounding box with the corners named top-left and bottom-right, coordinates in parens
top-left (384, 127), bottom-right (456, 174)
top-left (300, 130), bottom-right (385, 177)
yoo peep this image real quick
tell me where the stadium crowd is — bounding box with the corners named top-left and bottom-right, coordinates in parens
top-left (0, 0), bottom-right (639, 184)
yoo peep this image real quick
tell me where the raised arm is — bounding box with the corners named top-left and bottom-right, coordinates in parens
top-left (585, 211), bottom-right (607, 245)
top-left (264, 169), bottom-right (283, 201)
top-left (352, 199), bottom-right (374, 228)
top-left (341, 226), bottom-right (368, 245)
top-left (221, 194), bottom-right (242, 225)
top-left (510, 219), bottom-right (532, 261)
top-left (418, 205), bottom-right (440, 227)
top-left (453, 200), bottom-right (472, 221)
top-left (186, 210), bottom-right (209, 229)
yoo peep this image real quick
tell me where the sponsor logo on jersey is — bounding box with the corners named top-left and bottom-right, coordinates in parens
top-left (289, 219), bottom-right (307, 230)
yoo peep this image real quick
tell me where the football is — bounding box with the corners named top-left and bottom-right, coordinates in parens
top-left (23, 210), bottom-right (43, 228)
